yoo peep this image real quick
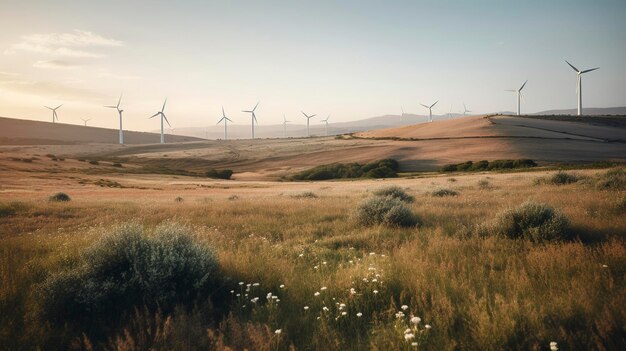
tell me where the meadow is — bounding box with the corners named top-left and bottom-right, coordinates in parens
top-left (1, 165), bottom-right (625, 350)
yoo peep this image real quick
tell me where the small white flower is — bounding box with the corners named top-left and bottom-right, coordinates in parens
top-left (373, 290), bottom-right (379, 294)
top-left (349, 260), bottom-right (354, 264)
top-left (266, 293), bottom-right (273, 299)
top-left (314, 265), bottom-right (319, 270)
top-left (238, 282), bottom-right (244, 286)
top-left (363, 278), bottom-right (369, 282)
top-left (550, 341), bottom-right (558, 351)
top-left (275, 329), bottom-right (282, 334)
top-left (251, 297), bottom-right (259, 303)
top-left (230, 290), bottom-right (234, 294)
top-left (339, 303), bottom-right (346, 310)
top-left (411, 316), bottom-right (421, 324)
top-left (372, 278), bottom-right (378, 282)
top-left (395, 311), bottom-right (405, 318)
top-left (323, 306), bottom-right (329, 311)
top-left (401, 305), bottom-right (409, 311)
top-left (279, 284), bottom-right (285, 289)
top-left (321, 286), bottom-right (327, 291)
top-left (298, 253), bottom-right (304, 257)
top-left (404, 328), bottom-right (412, 334)
top-left (304, 306), bottom-right (309, 310)
top-left (253, 283), bottom-right (260, 286)
top-left (404, 333), bottom-right (415, 341)
top-left (341, 311), bottom-right (347, 316)
top-left (322, 261), bottom-right (327, 265)
top-left (425, 324), bottom-right (432, 329)
top-left (314, 292), bottom-right (320, 297)
top-left (602, 264), bottom-right (608, 268)
top-left (411, 341), bottom-right (418, 347)
top-left (369, 252), bottom-right (375, 256)
top-left (356, 312), bottom-right (363, 317)
top-left (236, 293), bottom-right (241, 297)
top-left (350, 288), bottom-right (356, 295)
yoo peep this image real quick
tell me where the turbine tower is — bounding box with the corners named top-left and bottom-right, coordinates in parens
top-left (80, 118), bottom-right (91, 126)
top-left (105, 94), bottom-right (125, 144)
top-left (149, 98), bottom-right (170, 144)
top-left (505, 80), bottom-right (528, 116)
top-left (282, 115), bottom-right (290, 138)
top-left (463, 103), bottom-right (471, 117)
top-left (45, 104), bottom-right (62, 123)
top-left (217, 107), bottom-right (233, 140)
top-left (420, 101), bottom-right (438, 122)
top-left (401, 106), bottom-right (405, 117)
top-left (301, 111), bottom-right (316, 137)
top-left (321, 115), bottom-right (330, 136)
top-left (565, 60), bottom-right (599, 116)
top-left (242, 101), bottom-right (259, 139)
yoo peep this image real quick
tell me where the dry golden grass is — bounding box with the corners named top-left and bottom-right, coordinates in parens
top-left (0, 164), bottom-right (625, 350)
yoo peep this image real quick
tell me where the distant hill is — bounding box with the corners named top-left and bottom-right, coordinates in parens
top-left (532, 107), bottom-right (626, 116)
top-left (0, 117), bottom-right (203, 145)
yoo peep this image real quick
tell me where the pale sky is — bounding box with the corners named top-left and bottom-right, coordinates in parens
top-left (1, 0), bottom-right (625, 131)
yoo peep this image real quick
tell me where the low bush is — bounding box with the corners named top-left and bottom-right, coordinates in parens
top-left (536, 171), bottom-right (580, 185)
top-left (593, 168), bottom-right (626, 190)
top-left (354, 195), bottom-right (418, 227)
top-left (431, 188), bottom-right (459, 197)
top-left (174, 196), bottom-right (184, 202)
top-left (441, 159), bottom-right (537, 172)
top-left (49, 192), bottom-right (71, 202)
top-left (112, 163), bottom-right (123, 168)
top-left (291, 191), bottom-right (318, 199)
top-left (89, 160), bottom-right (99, 165)
top-left (481, 201), bottom-right (571, 242)
top-left (478, 179), bottom-right (491, 189)
top-left (292, 159), bottom-right (399, 180)
top-left (0, 201), bottom-right (30, 217)
top-left (206, 169), bottom-right (233, 180)
top-left (37, 223), bottom-right (221, 330)
top-left (372, 186), bottom-right (414, 203)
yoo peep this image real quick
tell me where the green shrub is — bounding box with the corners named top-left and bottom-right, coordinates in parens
top-left (431, 188), bottom-right (459, 197)
top-left (552, 171), bottom-right (579, 185)
top-left (478, 179), bottom-right (491, 189)
top-left (615, 196), bottom-right (626, 212)
top-left (89, 160), bottom-right (99, 165)
top-left (292, 159), bottom-right (399, 180)
top-left (37, 223), bottom-right (221, 329)
top-left (483, 201), bottom-right (570, 242)
top-left (206, 169), bottom-right (233, 180)
top-left (49, 192), bottom-right (71, 202)
top-left (354, 196), bottom-right (418, 227)
top-left (291, 191), bottom-right (318, 198)
top-left (593, 168), bottom-right (626, 190)
top-left (372, 186), bottom-right (415, 203)
top-left (471, 160), bottom-right (489, 171)
top-left (440, 159), bottom-right (537, 173)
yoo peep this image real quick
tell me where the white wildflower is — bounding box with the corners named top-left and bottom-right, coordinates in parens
top-left (425, 324), bottom-right (432, 329)
top-left (314, 291), bottom-right (320, 297)
top-left (356, 312), bottom-right (363, 317)
top-left (411, 316), bottom-right (421, 324)
top-left (275, 329), bottom-right (282, 334)
top-left (401, 305), bottom-right (409, 311)
top-left (404, 333), bottom-right (415, 341)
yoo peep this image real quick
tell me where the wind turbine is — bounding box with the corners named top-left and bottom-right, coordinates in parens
top-left (80, 118), bottom-right (91, 126)
top-left (217, 107), bottom-right (233, 140)
top-left (565, 60), bottom-right (599, 116)
top-left (321, 115), bottom-right (330, 136)
top-left (149, 98), bottom-right (170, 144)
top-left (463, 103), bottom-right (471, 117)
top-left (448, 104), bottom-right (453, 119)
top-left (505, 80), bottom-right (528, 116)
top-left (301, 111), bottom-right (316, 137)
top-left (282, 115), bottom-right (290, 138)
top-left (242, 101), bottom-right (259, 139)
top-left (105, 94), bottom-right (125, 144)
top-left (45, 104), bottom-right (62, 123)
top-left (420, 101), bottom-right (438, 122)
top-left (401, 106), bottom-right (405, 117)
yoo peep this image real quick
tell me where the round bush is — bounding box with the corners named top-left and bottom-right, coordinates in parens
top-left (37, 223), bottom-right (221, 327)
top-left (485, 201), bottom-right (570, 242)
top-left (372, 186), bottom-right (415, 203)
top-left (431, 188), bottom-right (459, 197)
top-left (355, 195), bottom-right (418, 227)
top-left (49, 192), bottom-right (71, 202)
top-left (550, 171), bottom-right (579, 185)
top-left (594, 168), bottom-right (626, 190)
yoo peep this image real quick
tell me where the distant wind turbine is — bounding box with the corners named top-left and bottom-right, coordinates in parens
top-left (242, 101), bottom-right (259, 139)
top-left (565, 60), bottom-right (599, 116)
top-left (149, 98), bottom-right (170, 144)
top-left (282, 115), bottom-right (290, 138)
top-left (301, 111), bottom-right (316, 137)
top-left (45, 104), bottom-right (62, 123)
top-left (80, 118), bottom-right (91, 126)
top-left (401, 106), bottom-right (405, 117)
top-left (448, 104), bottom-right (453, 119)
top-left (105, 94), bottom-right (125, 144)
top-left (420, 101), bottom-right (438, 122)
top-left (463, 103), bottom-right (471, 117)
top-left (505, 80), bottom-right (528, 116)
top-left (321, 115), bottom-right (330, 136)
top-left (217, 107), bottom-right (233, 140)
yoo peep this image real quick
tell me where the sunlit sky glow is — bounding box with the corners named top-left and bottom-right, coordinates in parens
top-left (1, 0), bottom-right (625, 131)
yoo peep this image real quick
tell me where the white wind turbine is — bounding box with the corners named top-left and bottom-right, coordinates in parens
top-left (301, 111), bottom-right (316, 137)
top-left (321, 115), bottom-right (330, 136)
top-left (80, 118), bottom-right (91, 126)
top-left (105, 94), bottom-right (125, 144)
top-left (463, 103), bottom-right (471, 117)
top-left (401, 106), bottom-right (405, 117)
top-left (448, 104), bottom-right (453, 119)
top-left (217, 107), bottom-right (233, 140)
top-left (242, 101), bottom-right (259, 139)
top-left (505, 80), bottom-right (528, 116)
top-left (282, 115), bottom-right (290, 138)
top-left (565, 60), bottom-right (599, 116)
top-left (420, 101), bottom-right (438, 122)
top-left (45, 104), bottom-right (62, 123)
top-left (149, 98), bottom-right (170, 144)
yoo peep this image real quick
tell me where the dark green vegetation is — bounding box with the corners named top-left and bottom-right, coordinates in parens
top-left (440, 159), bottom-right (537, 172)
top-left (292, 159), bottom-right (399, 180)
top-left (431, 188), bottom-right (459, 197)
top-left (535, 171), bottom-right (580, 185)
top-left (205, 169), bottom-right (234, 180)
top-left (48, 192), bottom-right (71, 202)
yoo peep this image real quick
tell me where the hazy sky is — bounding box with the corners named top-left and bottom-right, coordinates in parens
top-left (1, 0), bottom-right (625, 131)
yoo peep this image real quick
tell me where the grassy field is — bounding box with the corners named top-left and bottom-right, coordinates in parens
top-left (1, 164), bottom-right (625, 350)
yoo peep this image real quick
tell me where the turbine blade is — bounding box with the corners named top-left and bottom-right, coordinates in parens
top-left (225, 117), bottom-right (233, 122)
top-left (217, 117), bottom-right (225, 125)
top-left (581, 67), bottom-right (599, 74)
top-left (150, 112), bottom-right (160, 118)
top-left (565, 60), bottom-right (580, 73)
top-left (45, 106), bottom-right (53, 110)
top-left (504, 89), bottom-right (516, 92)
top-left (163, 114), bottom-right (171, 127)
top-left (430, 101), bottom-right (438, 108)
top-left (117, 94), bottom-right (122, 108)
top-left (161, 98), bottom-right (167, 112)
top-left (420, 104), bottom-right (428, 108)
top-left (519, 80), bottom-right (528, 92)
top-left (105, 105), bottom-right (117, 108)
top-left (242, 110), bottom-right (252, 113)
top-left (252, 101), bottom-right (260, 111)
top-left (222, 107), bottom-right (226, 118)
top-left (301, 111), bottom-right (308, 118)
top-left (55, 104), bottom-right (63, 110)
top-left (310, 114), bottom-right (316, 118)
